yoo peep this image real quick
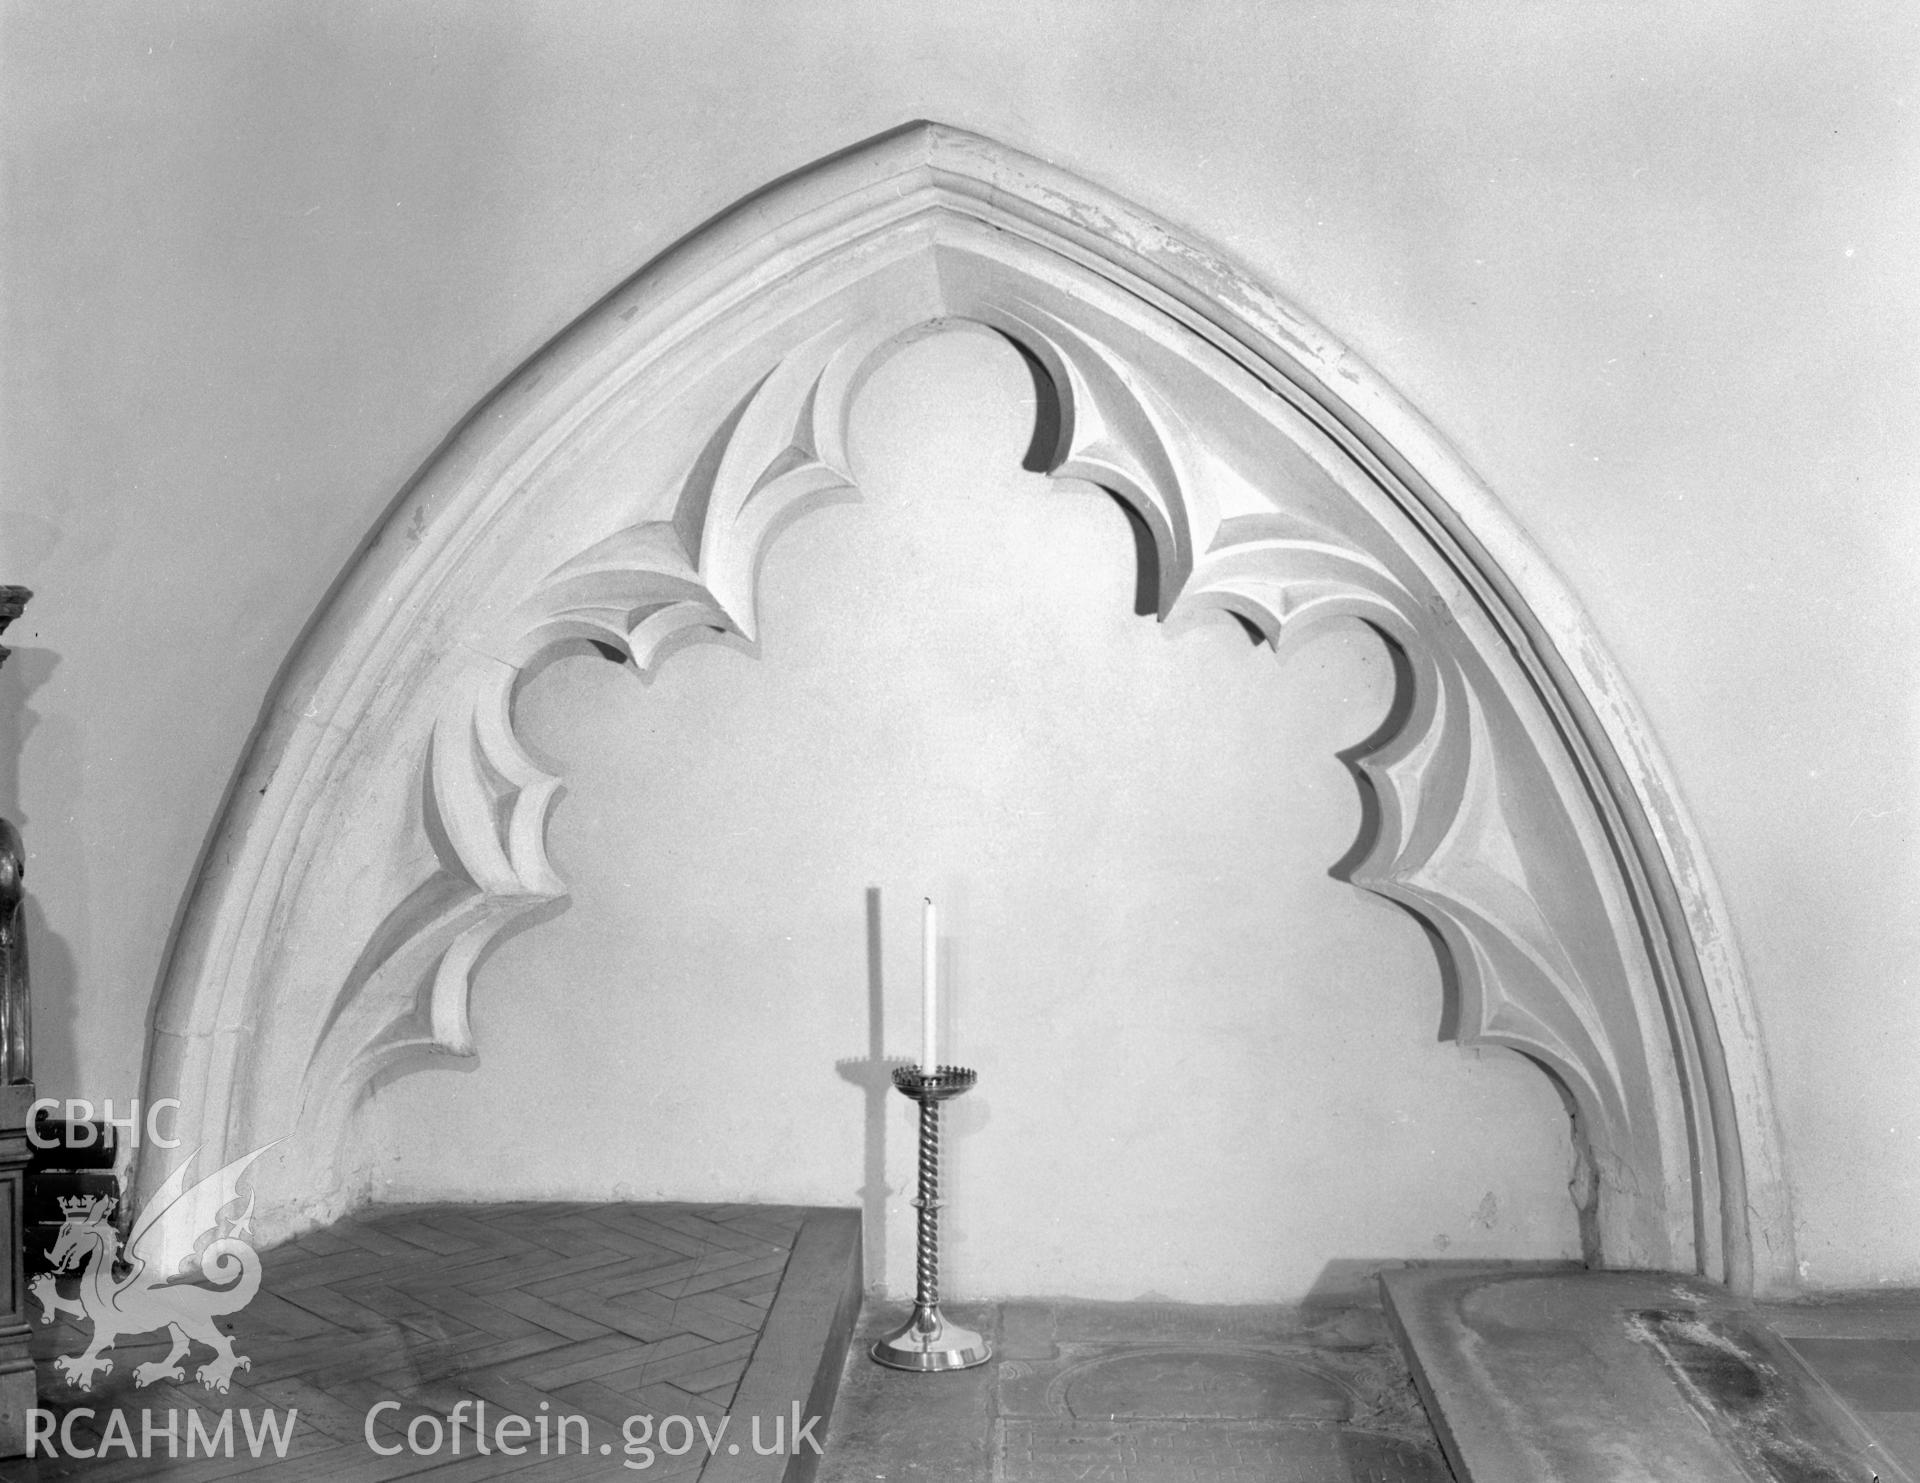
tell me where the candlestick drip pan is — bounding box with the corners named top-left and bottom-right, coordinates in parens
top-left (891, 1065), bottom-right (977, 1099)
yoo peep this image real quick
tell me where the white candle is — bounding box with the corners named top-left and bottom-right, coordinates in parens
top-left (921, 897), bottom-right (938, 1074)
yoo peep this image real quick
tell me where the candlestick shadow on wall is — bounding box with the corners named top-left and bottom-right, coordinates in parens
top-left (836, 886), bottom-right (910, 1294)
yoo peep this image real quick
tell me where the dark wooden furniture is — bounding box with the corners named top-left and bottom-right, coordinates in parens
top-left (0, 586), bottom-right (37, 1453)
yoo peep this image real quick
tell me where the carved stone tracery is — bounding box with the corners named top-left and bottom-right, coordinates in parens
top-left (137, 125), bottom-right (1789, 1292)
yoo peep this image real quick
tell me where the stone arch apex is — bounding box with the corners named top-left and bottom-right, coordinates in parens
top-left (137, 121), bottom-right (1792, 1294)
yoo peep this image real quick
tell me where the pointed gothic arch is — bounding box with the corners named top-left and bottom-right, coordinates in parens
top-left (138, 123), bottom-right (1790, 1291)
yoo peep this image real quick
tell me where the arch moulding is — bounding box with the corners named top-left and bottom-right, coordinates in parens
top-left (138, 122), bottom-right (1792, 1292)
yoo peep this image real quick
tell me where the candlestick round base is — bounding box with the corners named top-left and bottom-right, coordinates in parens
top-left (869, 1304), bottom-right (993, 1372)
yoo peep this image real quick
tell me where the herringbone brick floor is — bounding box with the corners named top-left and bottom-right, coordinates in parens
top-left (3, 1202), bottom-right (809, 1481)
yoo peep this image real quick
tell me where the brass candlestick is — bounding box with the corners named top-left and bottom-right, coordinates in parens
top-left (870, 1065), bottom-right (991, 1372)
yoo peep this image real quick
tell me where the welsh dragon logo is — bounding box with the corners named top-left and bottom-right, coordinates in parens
top-left (31, 1142), bottom-right (279, 1393)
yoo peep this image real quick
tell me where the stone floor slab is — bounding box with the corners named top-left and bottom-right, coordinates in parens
top-left (1382, 1264), bottom-right (1888, 1483)
top-left (819, 1294), bottom-right (1449, 1483)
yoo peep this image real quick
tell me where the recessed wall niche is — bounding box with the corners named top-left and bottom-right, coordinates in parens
top-left (140, 126), bottom-right (1784, 1295)
top-left (355, 328), bottom-right (1582, 1302)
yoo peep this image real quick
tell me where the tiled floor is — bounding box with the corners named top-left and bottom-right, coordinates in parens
top-left (5, 1202), bottom-right (811, 1481)
top-left (820, 1294), bottom-right (1452, 1482)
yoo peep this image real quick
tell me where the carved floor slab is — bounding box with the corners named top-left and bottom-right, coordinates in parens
top-left (994, 1341), bottom-right (1446, 1483)
top-left (822, 1294), bottom-right (1452, 1483)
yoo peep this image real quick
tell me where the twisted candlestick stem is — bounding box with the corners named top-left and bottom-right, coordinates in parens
top-left (914, 1095), bottom-right (941, 1308)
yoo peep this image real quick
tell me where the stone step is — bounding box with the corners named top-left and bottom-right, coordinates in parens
top-left (709, 1206), bottom-right (863, 1483)
top-left (1381, 1264), bottom-right (1890, 1483)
